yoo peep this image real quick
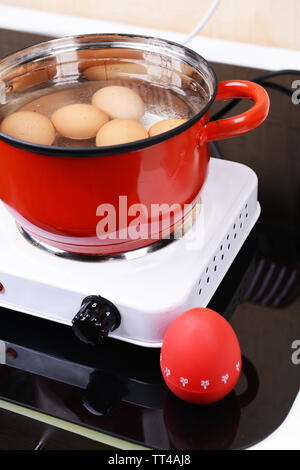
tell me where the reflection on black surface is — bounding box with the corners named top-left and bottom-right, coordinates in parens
top-left (0, 28), bottom-right (299, 450)
top-left (165, 391), bottom-right (240, 450)
top-left (245, 224), bottom-right (300, 308)
top-left (164, 357), bottom-right (259, 450)
top-left (0, 357), bottom-right (260, 450)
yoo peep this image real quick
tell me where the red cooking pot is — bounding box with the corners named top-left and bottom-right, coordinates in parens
top-left (0, 34), bottom-right (269, 256)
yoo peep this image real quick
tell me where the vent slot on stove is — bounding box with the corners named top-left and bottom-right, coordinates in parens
top-left (197, 202), bottom-right (251, 299)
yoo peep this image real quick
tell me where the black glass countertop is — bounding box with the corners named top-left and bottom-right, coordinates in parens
top-left (0, 28), bottom-right (299, 450)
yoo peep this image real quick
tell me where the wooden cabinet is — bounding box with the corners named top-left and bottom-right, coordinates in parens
top-left (1, 0), bottom-right (299, 50)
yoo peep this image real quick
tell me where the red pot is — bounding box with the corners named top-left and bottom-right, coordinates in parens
top-left (0, 34), bottom-right (270, 255)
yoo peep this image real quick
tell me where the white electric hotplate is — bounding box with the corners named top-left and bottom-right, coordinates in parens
top-left (0, 158), bottom-right (260, 347)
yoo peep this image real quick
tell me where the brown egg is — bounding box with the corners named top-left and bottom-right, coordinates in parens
top-left (83, 64), bottom-right (107, 81)
top-left (52, 103), bottom-right (109, 140)
top-left (96, 119), bottom-right (148, 147)
top-left (0, 111), bottom-right (55, 145)
top-left (149, 119), bottom-right (187, 137)
top-left (78, 48), bottom-right (144, 61)
top-left (92, 86), bottom-right (145, 121)
top-left (84, 63), bottom-right (147, 81)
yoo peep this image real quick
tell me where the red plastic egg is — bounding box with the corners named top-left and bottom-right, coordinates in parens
top-left (160, 308), bottom-right (242, 404)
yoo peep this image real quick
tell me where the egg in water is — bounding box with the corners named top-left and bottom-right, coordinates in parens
top-left (149, 118), bottom-right (187, 137)
top-left (52, 103), bottom-right (109, 140)
top-left (96, 119), bottom-right (148, 147)
top-left (0, 111), bottom-right (55, 145)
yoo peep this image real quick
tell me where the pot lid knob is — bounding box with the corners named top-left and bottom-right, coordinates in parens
top-left (72, 295), bottom-right (121, 345)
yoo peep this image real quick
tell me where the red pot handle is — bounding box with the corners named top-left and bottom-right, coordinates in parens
top-left (201, 80), bottom-right (270, 144)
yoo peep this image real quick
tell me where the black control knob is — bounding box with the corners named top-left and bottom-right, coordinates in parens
top-left (72, 295), bottom-right (121, 345)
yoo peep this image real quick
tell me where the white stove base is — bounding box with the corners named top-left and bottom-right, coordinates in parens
top-left (0, 158), bottom-right (260, 347)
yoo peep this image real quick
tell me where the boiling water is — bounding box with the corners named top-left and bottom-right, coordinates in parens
top-left (0, 77), bottom-right (208, 148)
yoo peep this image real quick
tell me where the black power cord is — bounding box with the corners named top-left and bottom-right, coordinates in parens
top-left (210, 69), bottom-right (300, 158)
